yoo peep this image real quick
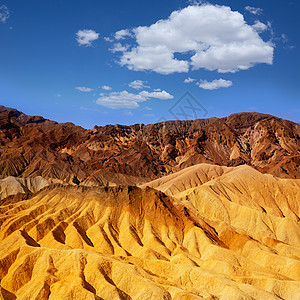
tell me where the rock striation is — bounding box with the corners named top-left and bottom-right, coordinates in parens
top-left (0, 105), bottom-right (299, 188)
top-left (0, 164), bottom-right (299, 299)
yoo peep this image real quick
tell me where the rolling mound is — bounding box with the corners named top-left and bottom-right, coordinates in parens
top-left (0, 171), bottom-right (299, 299)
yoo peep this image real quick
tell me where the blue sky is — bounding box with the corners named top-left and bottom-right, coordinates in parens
top-left (0, 0), bottom-right (299, 128)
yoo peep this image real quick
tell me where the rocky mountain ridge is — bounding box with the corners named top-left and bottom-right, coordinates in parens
top-left (0, 105), bottom-right (299, 188)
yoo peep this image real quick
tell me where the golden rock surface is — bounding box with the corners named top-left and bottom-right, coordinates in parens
top-left (0, 164), bottom-right (300, 299)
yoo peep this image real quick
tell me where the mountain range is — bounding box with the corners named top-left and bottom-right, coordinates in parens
top-left (0, 105), bottom-right (299, 299)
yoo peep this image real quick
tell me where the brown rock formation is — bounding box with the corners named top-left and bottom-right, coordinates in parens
top-left (0, 106), bottom-right (299, 189)
top-left (0, 105), bottom-right (300, 299)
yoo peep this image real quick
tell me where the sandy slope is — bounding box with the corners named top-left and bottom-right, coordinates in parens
top-left (0, 176), bottom-right (50, 200)
top-left (0, 164), bottom-right (299, 299)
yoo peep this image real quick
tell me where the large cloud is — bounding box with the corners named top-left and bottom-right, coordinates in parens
top-left (96, 90), bottom-right (173, 109)
top-left (112, 4), bottom-right (273, 74)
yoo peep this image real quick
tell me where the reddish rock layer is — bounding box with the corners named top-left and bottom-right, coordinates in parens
top-left (0, 105), bottom-right (299, 185)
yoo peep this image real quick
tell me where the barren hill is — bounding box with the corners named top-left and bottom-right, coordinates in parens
top-left (0, 106), bottom-right (300, 299)
top-left (0, 106), bottom-right (299, 189)
top-left (0, 165), bottom-right (300, 299)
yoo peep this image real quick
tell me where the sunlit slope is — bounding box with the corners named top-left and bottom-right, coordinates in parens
top-left (0, 176), bottom-right (50, 200)
top-left (0, 179), bottom-right (299, 299)
top-left (143, 163), bottom-right (300, 244)
top-left (140, 163), bottom-right (234, 196)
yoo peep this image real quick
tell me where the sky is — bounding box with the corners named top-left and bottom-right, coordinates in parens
top-left (0, 0), bottom-right (299, 128)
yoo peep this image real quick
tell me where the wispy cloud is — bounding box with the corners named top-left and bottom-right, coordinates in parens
top-left (128, 80), bottom-right (150, 90)
top-left (109, 42), bottom-right (128, 53)
top-left (101, 85), bottom-right (112, 91)
top-left (112, 4), bottom-right (273, 74)
top-left (252, 20), bottom-right (269, 32)
top-left (0, 5), bottom-right (9, 23)
top-left (76, 29), bottom-right (99, 47)
top-left (184, 77), bottom-right (196, 83)
top-left (75, 86), bottom-right (93, 92)
top-left (245, 6), bottom-right (263, 15)
top-left (115, 29), bottom-right (132, 40)
top-left (197, 79), bottom-right (233, 90)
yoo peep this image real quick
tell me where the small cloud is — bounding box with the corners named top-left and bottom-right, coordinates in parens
top-left (123, 111), bottom-right (133, 116)
top-left (56, 94), bottom-right (61, 98)
top-left (129, 80), bottom-right (150, 90)
top-left (96, 89), bottom-right (173, 109)
top-left (76, 29), bottom-right (99, 47)
top-left (188, 0), bottom-right (207, 5)
top-left (96, 91), bottom-right (146, 109)
top-left (286, 45), bottom-right (295, 50)
top-left (184, 77), bottom-right (196, 83)
top-left (109, 42), bottom-right (128, 53)
top-left (104, 37), bottom-right (113, 42)
top-left (197, 79), bottom-right (232, 90)
top-left (153, 88), bottom-right (161, 92)
top-left (252, 20), bottom-right (268, 32)
top-left (76, 86), bottom-right (93, 92)
top-left (101, 85), bottom-right (112, 91)
top-left (144, 106), bottom-right (152, 111)
top-left (281, 33), bottom-right (288, 43)
top-left (245, 6), bottom-right (263, 15)
top-left (139, 90), bottom-right (174, 100)
top-left (0, 5), bottom-right (9, 23)
top-left (115, 29), bottom-right (132, 40)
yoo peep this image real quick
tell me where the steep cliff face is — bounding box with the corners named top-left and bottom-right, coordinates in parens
top-left (0, 106), bottom-right (299, 188)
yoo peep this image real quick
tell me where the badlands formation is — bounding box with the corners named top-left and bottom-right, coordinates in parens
top-left (0, 106), bottom-right (299, 299)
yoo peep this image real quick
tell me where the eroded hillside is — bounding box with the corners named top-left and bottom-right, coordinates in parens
top-left (0, 164), bottom-right (299, 299)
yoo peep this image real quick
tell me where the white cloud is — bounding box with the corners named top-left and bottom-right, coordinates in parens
top-left (110, 42), bottom-right (128, 53)
top-left (113, 4), bottom-right (273, 74)
top-left (197, 79), bottom-right (232, 90)
top-left (281, 33), bottom-right (288, 43)
top-left (153, 88), bottom-right (161, 92)
top-left (184, 77), bottom-right (196, 83)
top-left (96, 89), bottom-right (173, 109)
top-left (101, 85), bottom-right (112, 91)
top-left (115, 29), bottom-right (132, 40)
top-left (96, 91), bottom-right (146, 109)
top-left (188, 0), bottom-right (207, 5)
top-left (76, 86), bottom-right (93, 92)
top-left (245, 6), bottom-right (263, 15)
top-left (0, 5), bottom-right (9, 23)
top-left (139, 90), bottom-right (174, 100)
top-left (128, 80), bottom-right (150, 90)
top-left (252, 20), bottom-right (268, 32)
top-left (76, 29), bottom-right (99, 46)
top-left (104, 37), bottom-right (113, 42)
